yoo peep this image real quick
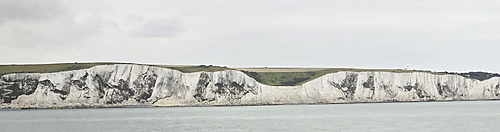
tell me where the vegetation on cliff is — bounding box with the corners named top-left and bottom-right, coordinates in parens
top-left (438, 71), bottom-right (500, 81)
top-left (1, 63), bottom-right (498, 86)
top-left (241, 68), bottom-right (432, 86)
top-left (157, 65), bottom-right (233, 73)
top-left (0, 62), bottom-right (117, 76)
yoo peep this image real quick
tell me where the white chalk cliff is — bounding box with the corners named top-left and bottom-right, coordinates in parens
top-left (1, 64), bottom-right (499, 108)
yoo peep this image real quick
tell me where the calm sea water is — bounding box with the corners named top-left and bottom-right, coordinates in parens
top-left (1, 101), bottom-right (500, 132)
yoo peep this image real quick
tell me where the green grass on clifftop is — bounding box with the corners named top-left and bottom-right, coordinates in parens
top-left (0, 62), bottom-right (118, 76)
top-left (155, 65), bottom-right (233, 73)
top-left (1, 63), bottom-right (497, 87)
top-left (240, 68), bottom-right (430, 86)
top-left (0, 63), bottom-right (232, 76)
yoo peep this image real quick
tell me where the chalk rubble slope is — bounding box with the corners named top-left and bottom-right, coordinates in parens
top-left (1, 64), bottom-right (499, 108)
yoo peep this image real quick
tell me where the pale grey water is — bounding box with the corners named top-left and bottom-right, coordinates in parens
top-left (1, 101), bottom-right (500, 132)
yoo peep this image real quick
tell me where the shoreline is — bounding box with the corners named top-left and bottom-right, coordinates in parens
top-left (2, 99), bottom-right (499, 111)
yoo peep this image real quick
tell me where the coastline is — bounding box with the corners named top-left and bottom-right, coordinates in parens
top-left (2, 64), bottom-right (499, 111)
top-left (2, 99), bottom-right (499, 110)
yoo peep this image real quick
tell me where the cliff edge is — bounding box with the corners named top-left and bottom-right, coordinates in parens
top-left (1, 64), bottom-right (499, 109)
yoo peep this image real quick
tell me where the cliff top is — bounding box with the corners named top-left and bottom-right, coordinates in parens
top-left (1, 63), bottom-right (498, 86)
top-left (0, 62), bottom-right (232, 75)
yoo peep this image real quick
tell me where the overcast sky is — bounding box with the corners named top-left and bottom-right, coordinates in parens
top-left (1, 0), bottom-right (499, 73)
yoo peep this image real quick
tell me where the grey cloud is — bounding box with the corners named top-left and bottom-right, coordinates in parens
top-left (126, 15), bottom-right (144, 23)
top-left (0, 0), bottom-right (65, 24)
top-left (0, 15), bottom-right (103, 49)
top-left (2, 0), bottom-right (500, 73)
top-left (133, 18), bottom-right (185, 38)
top-left (0, 0), bottom-right (103, 49)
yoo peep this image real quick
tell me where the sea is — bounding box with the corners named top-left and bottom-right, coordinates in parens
top-left (1, 101), bottom-right (500, 132)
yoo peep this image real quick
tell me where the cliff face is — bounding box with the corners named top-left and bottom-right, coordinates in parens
top-left (1, 64), bottom-right (499, 108)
